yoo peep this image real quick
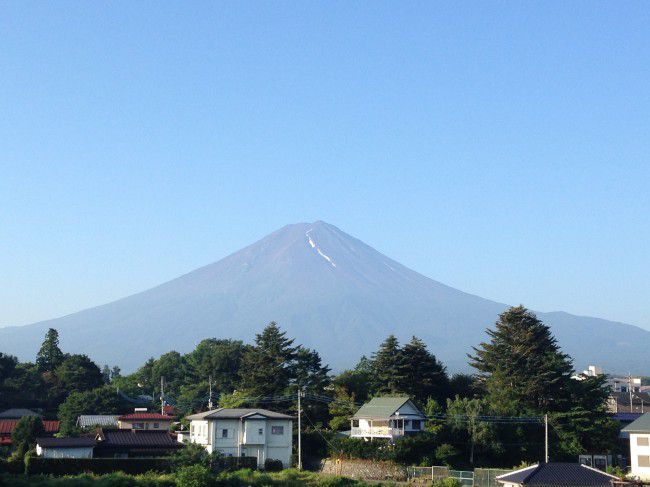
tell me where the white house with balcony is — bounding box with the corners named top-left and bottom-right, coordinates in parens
top-left (180, 408), bottom-right (293, 468)
top-left (350, 396), bottom-right (426, 441)
top-left (623, 412), bottom-right (650, 480)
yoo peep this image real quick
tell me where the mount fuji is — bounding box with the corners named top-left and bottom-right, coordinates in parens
top-left (1, 221), bottom-right (648, 373)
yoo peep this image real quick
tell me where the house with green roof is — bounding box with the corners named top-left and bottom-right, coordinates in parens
top-left (622, 412), bottom-right (650, 479)
top-left (350, 396), bottom-right (426, 441)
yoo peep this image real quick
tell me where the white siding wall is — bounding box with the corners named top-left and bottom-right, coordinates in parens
top-left (630, 433), bottom-right (650, 480)
top-left (187, 418), bottom-right (293, 468)
top-left (37, 446), bottom-right (94, 459)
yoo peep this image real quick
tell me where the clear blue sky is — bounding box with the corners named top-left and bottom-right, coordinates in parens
top-left (1, 2), bottom-right (649, 330)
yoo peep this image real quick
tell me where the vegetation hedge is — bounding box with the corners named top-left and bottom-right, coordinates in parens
top-left (263, 459), bottom-right (283, 472)
top-left (0, 469), bottom-right (373, 487)
top-left (24, 457), bottom-right (174, 476)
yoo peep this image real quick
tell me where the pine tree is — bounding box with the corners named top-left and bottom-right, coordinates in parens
top-left (400, 336), bottom-right (449, 403)
top-left (469, 306), bottom-right (574, 414)
top-left (371, 335), bottom-right (407, 395)
top-left (238, 322), bottom-right (298, 398)
top-left (35, 328), bottom-right (65, 372)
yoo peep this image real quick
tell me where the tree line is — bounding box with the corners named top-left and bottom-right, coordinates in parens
top-left (0, 306), bottom-right (620, 468)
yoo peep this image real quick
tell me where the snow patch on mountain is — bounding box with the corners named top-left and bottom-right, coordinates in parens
top-left (306, 230), bottom-right (336, 268)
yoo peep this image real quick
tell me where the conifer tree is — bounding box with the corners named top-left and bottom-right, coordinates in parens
top-left (35, 328), bottom-right (65, 372)
top-left (238, 322), bottom-right (298, 397)
top-left (469, 306), bottom-right (574, 413)
top-left (371, 335), bottom-right (407, 395)
top-left (401, 336), bottom-right (450, 403)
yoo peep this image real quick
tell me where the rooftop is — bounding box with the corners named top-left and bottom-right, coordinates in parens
top-left (0, 420), bottom-right (60, 435)
top-left (352, 396), bottom-right (422, 420)
top-left (96, 429), bottom-right (181, 448)
top-left (37, 437), bottom-right (96, 448)
top-left (187, 408), bottom-right (293, 421)
top-left (77, 415), bottom-right (119, 428)
top-left (622, 412), bottom-right (650, 433)
top-left (0, 409), bottom-right (40, 419)
top-left (497, 463), bottom-right (618, 486)
top-left (118, 413), bottom-right (174, 421)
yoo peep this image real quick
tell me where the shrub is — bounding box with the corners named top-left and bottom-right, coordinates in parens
top-left (264, 458), bottom-right (283, 472)
top-left (432, 478), bottom-right (463, 487)
top-left (175, 465), bottom-right (214, 487)
top-left (25, 458), bottom-right (173, 476)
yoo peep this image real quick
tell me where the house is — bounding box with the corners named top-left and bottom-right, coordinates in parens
top-left (35, 437), bottom-right (96, 459)
top-left (621, 412), bottom-right (650, 480)
top-left (496, 463), bottom-right (619, 487)
top-left (608, 391), bottom-right (650, 414)
top-left (350, 396), bottom-right (426, 441)
top-left (182, 408), bottom-right (293, 468)
top-left (0, 419), bottom-right (60, 446)
top-left (117, 412), bottom-right (174, 430)
top-left (94, 428), bottom-right (183, 458)
top-left (0, 408), bottom-right (41, 419)
top-left (77, 415), bottom-right (119, 429)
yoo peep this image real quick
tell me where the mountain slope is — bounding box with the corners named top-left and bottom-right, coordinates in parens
top-left (0, 221), bottom-right (648, 373)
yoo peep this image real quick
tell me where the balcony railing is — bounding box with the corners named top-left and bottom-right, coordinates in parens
top-left (350, 426), bottom-right (405, 437)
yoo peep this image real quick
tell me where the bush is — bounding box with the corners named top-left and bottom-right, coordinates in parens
top-left (432, 478), bottom-right (463, 487)
top-left (25, 458), bottom-right (174, 476)
top-left (175, 465), bottom-right (214, 487)
top-left (264, 459), bottom-right (283, 472)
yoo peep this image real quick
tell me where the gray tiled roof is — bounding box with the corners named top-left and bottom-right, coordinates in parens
top-left (352, 397), bottom-right (423, 420)
top-left (37, 437), bottom-right (96, 448)
top-left (77, 415), bottom-right (119, 428)
top-left (0, 408), bottom-right (40, 419)
top-left (622, 412), bottom-right (650, 433)
top-left (496, 463), bottom-right (617, 486)
top-left (186, 408), bottom-right (293, 421)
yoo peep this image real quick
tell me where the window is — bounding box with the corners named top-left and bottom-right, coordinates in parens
top-left (222, 429), bottom-right (229, 438)
top-left (639, 437), bottom-right (650, 446)
top-left (411, 420), bottom-right (421, 430)
top-left (258, 428), bottom-right (264, 435)
top-left (133, 423), bottom-right (144, 429)
top-left (639, 456), bottom-right (650, 467)
top-left (272, 426), bottom-right (284, 435)
top-left (190, 425), bottom-right (195, 434)
top-left (153, 423), bottom-right (160, 429)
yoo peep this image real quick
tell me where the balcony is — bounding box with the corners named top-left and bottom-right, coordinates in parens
top-left (350, 426), bottom-right (405, 438)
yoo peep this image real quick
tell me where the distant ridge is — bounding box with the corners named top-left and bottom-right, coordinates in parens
top-left (0, 221), bottom-right (648, 373)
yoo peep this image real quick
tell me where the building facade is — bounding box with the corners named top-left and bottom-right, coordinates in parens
top-left (182, 408), bottom-right (293, 468)
top-left (350, 397), bottom-right (426, 441)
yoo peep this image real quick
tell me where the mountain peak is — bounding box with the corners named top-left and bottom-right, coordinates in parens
top-left (0, 222), bottom-right (648, 374)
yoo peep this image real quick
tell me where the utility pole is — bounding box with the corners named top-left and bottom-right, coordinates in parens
top-left (160, 376), bottom-right (165, 415)
top-left (208, 375), bottom-right (213, 410)
top-left (544, 414), bottom-right (549, 463)
top-left (629, 373), bottom-right (634, 412)
top-left (297, 388), bottom-right (304, 470)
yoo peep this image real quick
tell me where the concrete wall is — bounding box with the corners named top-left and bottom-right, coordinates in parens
top-left (321, 458), bottom-right (408, 481)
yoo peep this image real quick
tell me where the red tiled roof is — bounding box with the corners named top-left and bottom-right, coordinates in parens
top-left (118, 413), bottom-right (173, 421)
top-left (0, 420), bottom-right (60, 435)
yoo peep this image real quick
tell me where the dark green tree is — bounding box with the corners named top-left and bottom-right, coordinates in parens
top-left (2, 363), bottom-right (46, 410)
top-left (55, 354), bottom-right (105, 393)
top-left (110, 366), bottom-right (121, 380)
top-left (101, 365), bottom-right (112, 383)
top-left (187, 339), bottom-right (247, 393)
top-left (370, 335), bottom-right (407, 395)
top-left (11, 416), bottom-right (44, 454)
top-left (58, 385), bottom-right (126, 435)
top-left (35, 328), bottom-right (65, 372)
top-left (238, 322), bottom-right (298, 398)
top-left (469, 306), bottom-right (574, 413)
top-left (400, 336), bottom-right (449, 403)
